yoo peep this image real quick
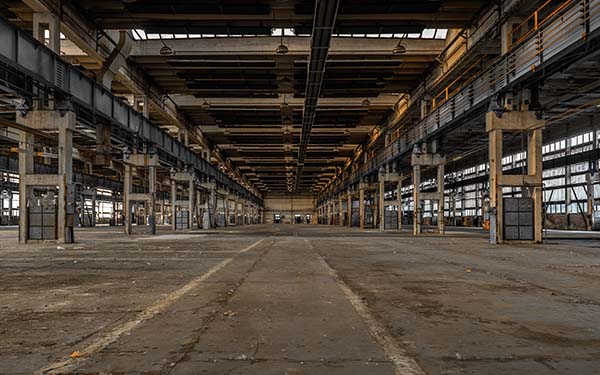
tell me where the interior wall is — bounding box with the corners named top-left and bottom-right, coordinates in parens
top-left (263, 195), bottom-right (315, 224)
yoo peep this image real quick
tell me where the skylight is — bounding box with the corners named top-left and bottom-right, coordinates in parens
top-left (131, 28), bottom-right (448, 40)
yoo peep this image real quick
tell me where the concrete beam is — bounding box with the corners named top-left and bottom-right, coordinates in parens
top-left (131, 37), bottom-right (445, 57)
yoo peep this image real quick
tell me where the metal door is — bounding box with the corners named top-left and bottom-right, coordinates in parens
top-left (503, 197), bottom-right (533, 240)
top-left (175, 210), bottom-right (189, 230)
top-left (384, 205), bottom-right (398, 230)
top-left (28, 197), bottom-right (57, 240)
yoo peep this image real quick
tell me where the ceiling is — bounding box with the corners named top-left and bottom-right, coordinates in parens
top-left (4, 0), bottom-right (490, 194)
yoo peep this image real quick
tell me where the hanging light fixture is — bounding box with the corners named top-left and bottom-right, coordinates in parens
top-left (159, 39), bottom-right (173, 55)
top-left (275, 21), bottom-right (289, 54)
top-left (201, 98), bottom-right (211, 109)
top-left (276, 43), bottom-right (289, 54)
top-left (392, 43), bottom-right (406, 55)
top-left (362, 98), bottom-right (371, 107)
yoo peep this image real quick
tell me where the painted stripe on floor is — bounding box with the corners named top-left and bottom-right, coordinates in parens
top-left (306, 239), bottom-right (425, 375)
top-left (35, 238), bottom-right (265, 375)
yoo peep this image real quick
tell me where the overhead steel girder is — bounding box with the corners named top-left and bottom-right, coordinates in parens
top-left (0, 16), bottom-right (261, 205)
top-left (295, 0), bottom-right (340, 192)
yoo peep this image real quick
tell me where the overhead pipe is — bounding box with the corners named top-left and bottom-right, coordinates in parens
top-left (294, 0), bottom-right (340, 192)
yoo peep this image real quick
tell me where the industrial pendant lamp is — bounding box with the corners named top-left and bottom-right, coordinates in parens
top-left (392, 43), bottom-right (406, 55)
top-left (159, 39), bottom-right (173, 56)
top-left (275, 24), bottom-right (289, 54)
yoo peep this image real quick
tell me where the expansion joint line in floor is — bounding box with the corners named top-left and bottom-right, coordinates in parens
top-left (304, 238), bottom-right (426, 375)
top-left (35, 237), bottom-right (271, 375)
top-left (164, 238), bottom-right (275, 374)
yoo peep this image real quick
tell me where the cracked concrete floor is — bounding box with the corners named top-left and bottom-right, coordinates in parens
top-left (1, 224), bottom-right (600, 374)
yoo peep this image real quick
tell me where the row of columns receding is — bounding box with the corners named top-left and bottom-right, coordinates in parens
top-left (317, 109), bottom-right (547, 244)
top-left (16, 108), bottom-right (262, 244)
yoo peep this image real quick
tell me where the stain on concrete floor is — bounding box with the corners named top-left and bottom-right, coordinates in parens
top-left (1, 224), bottom-right (599, 374)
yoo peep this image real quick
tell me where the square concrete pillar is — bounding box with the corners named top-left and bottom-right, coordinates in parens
top-left (412, 164), bottom-right (421, 235)
top-left (486, 111), bottom-right (545, 244)
top-left (397, 179), bottom-right (403, 230)
top-left (379, 179), bottom-right (385, 231)
top-left (171, 182), bottom-right (177, 231)
top-left (338, 196), bottom-right (344, 226)
top-left (359, 186), bottom-right (365, 229)
top-left (17, 110), bottom-right (75, 244)
top-left (412, 151), bottom-right (445, 235)
top-left (347, 191), bottom-right (352, 227)
top-left (123, 152), bottom-right (158, 235)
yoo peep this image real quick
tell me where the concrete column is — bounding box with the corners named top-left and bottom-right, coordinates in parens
top-left (147, 165), bottom-right (156, 235)
top-left (242, 201), bottom-right (247, 225)
top-left (413, 165), bottom-right (421, 235)
top-left (18, 110), bottom-right (75, 243)
top-left (373, 189), bottom-right (379, 229)
top-left (171, 182), bottom-right (177, 231)
top-left (528, 129), bottom-right (543, 244)
top-left (234, 198), bottom-right (239, 225)
top-left (33, 12), bottom-right (60, 53)
top-left (163, 192), bottom-right (168, 225)
top-left (487, 110), bottom-right (545, 244)
top-left (212, 186), bottom-right (218, 227)
top-left (397, 179), bottom-right (403, 230)
top-left (123, 165), bottom-right (132, 235)
top-left (565, 138), bottom-right (572, 227)
top-left (437, 163), bottom-right (445, 234)
top-left (188, 179), bottom-right (194, 229)
top-left (489, 128), bottom-right (502, 243)
top-left (18, 130), bottom-right (34, 243)
top-left (338, 196), bottom-right (343, 226)
top-left (359, 187), bottom-right (365, 229)
top-left (587, 173), bottom-right (594, 231)
top-left (347, 191), bottom-right (352, 227)
top-left (57, 113), bottom-right (74, 243)
top-left (95, 123), bottom-right (111, 166)
top-left (225, 192), bottom-right (230, 226)
top-left (90, 190), bottom-right (97, 227)
top-left (196, 189), bottom-right (202, 228)
top-left (379, 179), bottom-right (385, 231)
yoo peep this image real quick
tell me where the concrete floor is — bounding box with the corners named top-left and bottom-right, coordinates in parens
top-left (1, 225), bottom-right (600, 374)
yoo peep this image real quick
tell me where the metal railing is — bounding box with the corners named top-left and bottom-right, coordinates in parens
top-left (0, 16), bottom-right (262, 204)
top-left (330, 0), bottom-right (600, 196)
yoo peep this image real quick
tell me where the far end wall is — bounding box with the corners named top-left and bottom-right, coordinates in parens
top-left (263, 195), bottom-right (315, 224)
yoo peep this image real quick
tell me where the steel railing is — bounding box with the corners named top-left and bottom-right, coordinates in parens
top-left (328, 0), bottom-right (600, 197)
